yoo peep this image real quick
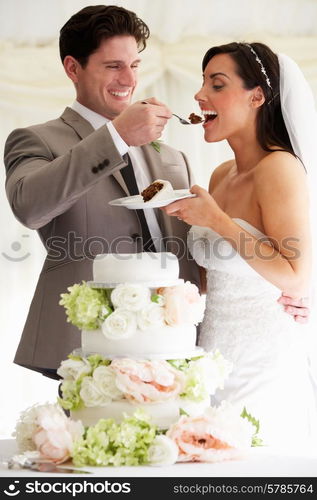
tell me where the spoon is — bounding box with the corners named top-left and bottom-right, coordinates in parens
top-left (171, 113), bottom-right (192, 125)
top-left (141, 101), bottom-right (195, 125)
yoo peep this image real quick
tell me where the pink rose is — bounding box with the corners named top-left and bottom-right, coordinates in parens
top-left (111, 358), bottom-right (185, 403)
top-left (166, 405), bottom-right (253, 463)
top-left (158, 282), bottom-right (204, 326)
top-left (32, 405), bottom-right (84, 463)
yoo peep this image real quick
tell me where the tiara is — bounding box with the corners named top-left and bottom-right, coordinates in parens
top-left (242, 43), bottom-right (272, 89)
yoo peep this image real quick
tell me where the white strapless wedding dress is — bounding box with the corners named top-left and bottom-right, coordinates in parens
top-left (188, 219), bottom-right (317, 453)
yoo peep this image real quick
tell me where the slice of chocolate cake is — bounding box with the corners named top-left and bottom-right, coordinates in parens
top-left (141, 179), bottom-right (173, 202)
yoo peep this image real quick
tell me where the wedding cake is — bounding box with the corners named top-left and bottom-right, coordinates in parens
top-left (13, 252), bottom-right (257, 468)
top-left (57, 252), bottom-right (219, 429)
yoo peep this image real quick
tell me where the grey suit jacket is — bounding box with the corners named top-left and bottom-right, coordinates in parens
top-left (4, 107), bottom-right (199, 375)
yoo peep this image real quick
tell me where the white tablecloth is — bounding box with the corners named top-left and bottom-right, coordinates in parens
top-left (1, 440), bottom-right (317, 477)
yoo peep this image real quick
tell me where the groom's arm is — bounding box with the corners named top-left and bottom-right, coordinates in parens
top-left (277, 294), bottom-right (310, 323)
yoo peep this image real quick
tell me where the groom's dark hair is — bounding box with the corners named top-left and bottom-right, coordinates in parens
top-left (59, 5), bottom-right (150, 67)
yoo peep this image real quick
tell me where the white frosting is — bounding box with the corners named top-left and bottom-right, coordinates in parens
top-left (64, 251), bottom-right (206, 432)
top-left (70, 397), bottom-right (210, 429)
top-left (92, 252), bottom-right (180, 285)
top-left (143, 179), bottom-right (174, 201)
top-left (81, 324), bottom-right (198, 358)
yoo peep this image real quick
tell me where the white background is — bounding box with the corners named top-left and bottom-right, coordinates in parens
top-left (1, 0), bottom-right (317, 438)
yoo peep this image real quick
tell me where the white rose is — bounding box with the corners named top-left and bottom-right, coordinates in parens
top-left (80, 376), bottom-right (108, 407)
top-left (92, 365), bottom-right (122, 401)
top-left (57, 358), bottom-right (91, 381)
top-left (137, 303), bottom-right (165, 331)
top-left (101, 308), bottom-right (137, 340)
top-left (148, 435), bottom-right (179, 466)
top-left (111, 284), bottom-right (150, 311)
top-left (14, 405), bottom-right (41, 452)
top-left (188, 298), bottom-right (206, 325)
top-left (197, 352), bottom-right (233, 394)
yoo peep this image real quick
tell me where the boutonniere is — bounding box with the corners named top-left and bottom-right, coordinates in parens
top-left (150, 141), bottom-right (162, 153)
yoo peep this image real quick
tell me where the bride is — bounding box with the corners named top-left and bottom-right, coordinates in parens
top-left (162, 42), bottom-right (317, 452)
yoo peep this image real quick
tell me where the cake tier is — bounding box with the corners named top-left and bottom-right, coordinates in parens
top-left (81, 325), bottom-right (199, 358)
top-left (91, 252), bottom-right (181, 286)
top-left (70, 398), bottom-right (210, 429)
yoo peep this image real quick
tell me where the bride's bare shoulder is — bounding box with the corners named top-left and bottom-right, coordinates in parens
top-left (254, 151), bottom-right (307, 204)
top-left (208, 159), bottom-right (235, 192)
top-left (254, 151), bottom-right (305, 184)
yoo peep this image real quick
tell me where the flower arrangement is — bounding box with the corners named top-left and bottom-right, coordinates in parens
top-left (13, 402), bottom-right (259, 467)
top-left (59, 281), bottom-right (205, 340)
top-left (59, 283), bottom-right (111, 330)
top-left (166, 403), bottom-right (255, 463)
top-left (57, 351), bottom-right (233, 411)
top-left (71, 410), bottom-right (166, 467)
top-left (13, 403), bottom-right (84, 464)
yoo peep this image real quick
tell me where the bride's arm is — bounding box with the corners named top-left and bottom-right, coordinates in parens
top-left (250, 152), bottom-right (311, 297)
top-left (214, 153), bottom-right (311, 297)
top-left (163, 152), bottom-right (311, 298)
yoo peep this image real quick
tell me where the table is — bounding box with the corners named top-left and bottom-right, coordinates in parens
top-left (1, 439), bottom-right (317, 477)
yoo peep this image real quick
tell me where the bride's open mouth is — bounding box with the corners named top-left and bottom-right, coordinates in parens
top-left (202, 110), bottom-right (218, 123)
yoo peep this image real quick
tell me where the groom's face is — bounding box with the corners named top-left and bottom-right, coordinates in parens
top-left (66, 35), bottom-right (141, 119)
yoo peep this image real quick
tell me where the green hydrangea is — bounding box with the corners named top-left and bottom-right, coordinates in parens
top-left (86, 354), bottom-right (111, 371)
top-left (59, 282), bottom-right (112, 330)
top-left (58, 380), bottom-right (83, 411)
top-left (59, 354), bottom-right (112, 410)
top-left (168, 357), bottom-right (208, 402)
top-left (180, 361), bottom-right (209, 401)
top-left (72, 412), bottom-right (157, 467)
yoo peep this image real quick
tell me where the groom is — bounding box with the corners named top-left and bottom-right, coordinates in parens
top-left (3, 5), bottom-right (307, 380)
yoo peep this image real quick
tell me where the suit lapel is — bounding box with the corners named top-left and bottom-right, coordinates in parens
top-left (112, 169), bottom-right (130, 196)
top-left (60, 107), bottom-right (95, 139)
top-left (142, 143), bottom-right (184, 187)
top-left (141, 143), bottom-right (162, 181)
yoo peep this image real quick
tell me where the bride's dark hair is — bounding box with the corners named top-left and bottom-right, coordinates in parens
top-left (202, 42), bottom-right (295, 157)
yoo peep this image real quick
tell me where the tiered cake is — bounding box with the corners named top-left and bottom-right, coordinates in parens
top-left (13, 253), bottom-right (256, 468)
top-left (58, 252), bottom-right (217, 428)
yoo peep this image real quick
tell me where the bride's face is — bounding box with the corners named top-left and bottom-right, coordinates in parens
top-left (195, 53), bottom-right (259, 143)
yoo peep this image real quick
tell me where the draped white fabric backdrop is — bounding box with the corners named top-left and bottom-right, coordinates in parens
top-left (1, 0), bottom-right (317, 438)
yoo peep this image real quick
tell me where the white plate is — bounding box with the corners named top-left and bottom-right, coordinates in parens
top-left (109, 189), bottom-right (196, 209)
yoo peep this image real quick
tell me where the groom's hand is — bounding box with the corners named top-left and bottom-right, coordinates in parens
top-left (277, 293), bottom-right (310, 323)
top-left (112, 97), bottom-right (172, 146)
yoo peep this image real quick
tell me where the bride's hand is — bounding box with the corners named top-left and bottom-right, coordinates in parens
top-left (161, 185), bottom-right (225, 228)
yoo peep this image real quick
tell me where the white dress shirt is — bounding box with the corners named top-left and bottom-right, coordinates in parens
top-left (71, 100), bottom-right (164, 251)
